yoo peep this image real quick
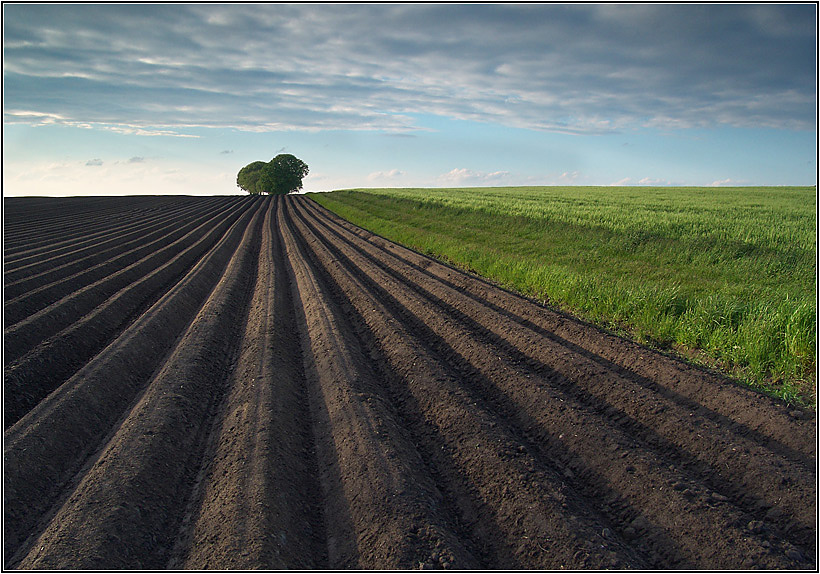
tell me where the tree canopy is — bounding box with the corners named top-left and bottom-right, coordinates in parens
top-left (237, 154), bottom-right (309, 195)
top-left (236, 161), bottom-right (267, 195)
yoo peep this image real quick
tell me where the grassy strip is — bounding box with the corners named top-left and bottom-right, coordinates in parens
top-left (308, 187), bottom-right (816, 406)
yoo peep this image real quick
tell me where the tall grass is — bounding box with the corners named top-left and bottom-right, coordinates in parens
top-left (309, 186), bottom-right (816, 405)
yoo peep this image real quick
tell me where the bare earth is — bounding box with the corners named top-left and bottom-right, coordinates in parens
top-left (3, 194), bottom-right (816, 569)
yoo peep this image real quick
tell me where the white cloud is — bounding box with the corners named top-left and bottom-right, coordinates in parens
top-left (610, 178), bottom-right (634, 186)
top-left (103, 125), bottom-right (200, 138)
top-left (710, 178), bottom-right (748, 186)
top-left (3, 111), bottom-right (199, 138)
top-left (610, 177), bottom-right (675, 186)
top-left (557, 171), bottom-right (580, 184)
top-left (437, 168), bottom-right (511, 185)
top-left (5, 110), bottom-right (67, 123)
top-left (367, 169), bottom-right (405, 181)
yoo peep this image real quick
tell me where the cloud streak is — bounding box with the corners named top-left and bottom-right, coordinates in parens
top-left (3, 4), bottom-right (815, 139)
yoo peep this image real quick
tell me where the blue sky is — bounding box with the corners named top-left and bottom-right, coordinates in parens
top-left (3, 3), bottom-right (816, 196)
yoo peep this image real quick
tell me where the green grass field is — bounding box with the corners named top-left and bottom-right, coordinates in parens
top-left (309, 186), bottom-right (816, 405)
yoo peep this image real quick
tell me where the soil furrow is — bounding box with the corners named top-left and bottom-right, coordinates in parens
top-left (15, 197), bottom-right (267, 570)
top-left (309, 200), bottom-right (815, 460)
top-left (4, 195), bottom-right (815, 570)
top-left (3, 196), bottom-right (118, 229)
top-left (3, 199), bottom-right (264, 566)
top-left (292, 200), bottom-right (688, 567)
top-left (3, 197), bottom-right (230, 305)
top-left (302, 197), bottom-right (817, 553)
top-left (292, 196), bottom-right (813, 568)
top-left (2, 198), bottom-right (220, 285)
top-left (280, 196), bottom-right (479, 570)
top-left (3, 197), bottom-right (212, 267)
top-left (171, 196), bottom-right (326, 569)
top-left (3, 200), bottom-right (255, 425)
top-left (286, 196), bottom-right (647, 569)
top-left (3, 196), bottom-right (178, 235)
top-left (4, 201), bottom-right (143, 252)
top-left (3, 198), bottom-right (247, 364)
top-left (4, 204), bottom-right (182, 272)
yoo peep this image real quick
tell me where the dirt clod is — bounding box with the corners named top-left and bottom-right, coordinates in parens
top-left (785, 548), bottom-right (804, 562)
top-left (747, 520), bottom-right (767, 534)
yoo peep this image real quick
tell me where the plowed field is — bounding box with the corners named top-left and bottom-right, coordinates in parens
top-left (4, 194), bottom-right (816, 570)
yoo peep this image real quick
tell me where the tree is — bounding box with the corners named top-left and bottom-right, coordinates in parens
top-left (236, 161), bottom-right (267, 195)
top-left (260, 154), bottom-right (309, 195)
top-left (236, 154), bottom-right (309, 195)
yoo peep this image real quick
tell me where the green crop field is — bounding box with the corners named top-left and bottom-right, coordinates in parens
top-left (309, 186), bottom-right (817, 405)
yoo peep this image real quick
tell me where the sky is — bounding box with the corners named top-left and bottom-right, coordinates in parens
top-left (3, 3), bottom-right (817, 196)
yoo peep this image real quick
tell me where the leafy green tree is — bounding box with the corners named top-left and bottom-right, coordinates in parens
top-left (260, 154), bottom-right (309, 195)
top-left (236, 154), bottom-right (309, 195)
top-left (236, 161), bottom-right (267, 195)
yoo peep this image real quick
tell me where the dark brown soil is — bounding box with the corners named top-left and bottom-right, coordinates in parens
top-left (4, 194), bottom-right (816, 569)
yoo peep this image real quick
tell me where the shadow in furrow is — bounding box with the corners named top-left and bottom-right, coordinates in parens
top-left (3, 199), bottom-right (256, 427)
top-left (304, 199), bottom-right (815, 466)
top-left (278, 198), bottom-right (367, 569)
top-left (299, 198), bottom-right (815, 563)
top-left (289, 200), bottom-right (682, 568)
top-left (3, 199), bottom-right (265, 568)
top-left (288, 197), bottom-right (655, 569)
top-left (282, 197), bottom-right (485, 570)
top-left (4, 197), bottom-right (235, 317)
top-left (14, 199), bottom-right (266, 569)
top-left (170, 196), bottom-right (327, 569)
